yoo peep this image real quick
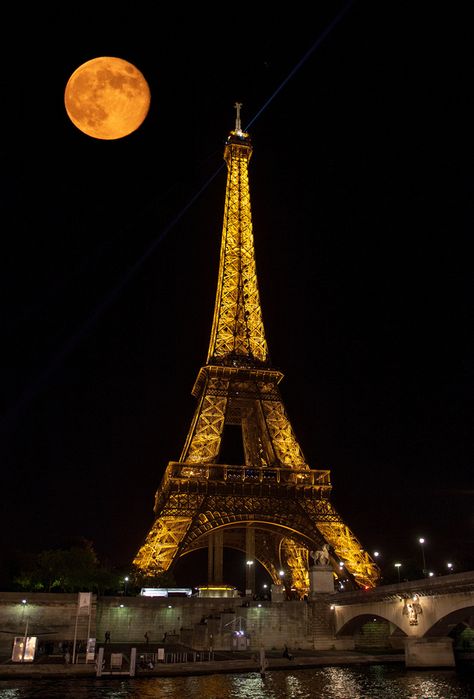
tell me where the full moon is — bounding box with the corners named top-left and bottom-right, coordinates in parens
top-left (64, 56), bottom-right (151, 140)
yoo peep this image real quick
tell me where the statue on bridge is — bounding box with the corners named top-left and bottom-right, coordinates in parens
top-left (310, 544), bottom-right (330, 567)
top-left (402, 597), bottom-right (423, 625)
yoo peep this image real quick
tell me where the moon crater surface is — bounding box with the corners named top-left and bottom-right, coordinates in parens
top-left (65, 56), bottom-right (151, 140)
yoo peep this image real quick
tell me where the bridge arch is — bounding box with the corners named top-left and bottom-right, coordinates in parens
top-left (337, 613), bottom-right (403, 636)
top-left (424, 604), bottom-right (474, 638)
top-left (336, 613), bottom-right (407, 651)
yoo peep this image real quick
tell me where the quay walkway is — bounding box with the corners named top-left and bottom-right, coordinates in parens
top-left (0, 646), bottom-right (405, 679)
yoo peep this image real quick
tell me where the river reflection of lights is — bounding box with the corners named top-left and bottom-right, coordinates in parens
top-left (285, 673), bottom-right (304, 695)
top-left (323, 667), bottom-right (362, 697)
top-left (4, 668), bottom-right (472, 698)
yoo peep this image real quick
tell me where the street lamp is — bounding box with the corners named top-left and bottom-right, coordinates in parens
top-left (418, 538), bottom-right (426, 577)
top-left (21, 599), bottom-right (29, 663)
top-left (447, 562), bottom-right (453, 573)
top-left (394, 563), bottom-right (401, 583)
top-left (373, 552), bottom-right (381, 576)
top-left (124, 576), bottom-right (129, 596)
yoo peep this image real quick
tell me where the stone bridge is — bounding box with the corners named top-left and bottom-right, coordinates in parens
top-left (330, 570), bottom-right (474, 666)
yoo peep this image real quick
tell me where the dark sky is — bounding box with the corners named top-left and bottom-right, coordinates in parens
top-left (1, 4), bottom-right (473, 587)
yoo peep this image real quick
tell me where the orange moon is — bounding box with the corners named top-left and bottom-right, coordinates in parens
top-left (64, 56), bottom-right (151, 140)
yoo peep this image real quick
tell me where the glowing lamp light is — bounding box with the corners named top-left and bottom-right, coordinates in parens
top-left (198, 586), bottom-right (236, 592)
top-left (279, 570), bottom-right (285, 577)
top-left (21, 599), bottom-right (27, 605)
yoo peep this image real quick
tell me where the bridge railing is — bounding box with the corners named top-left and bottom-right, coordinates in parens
top-left (333, 570), bottom-right (474, 605)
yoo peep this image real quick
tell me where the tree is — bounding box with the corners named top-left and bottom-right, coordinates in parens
top-left (11, 539), bottom-right (117, 593)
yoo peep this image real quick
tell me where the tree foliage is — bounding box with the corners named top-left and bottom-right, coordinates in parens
top-left (11, 539), bottom-right (118, 594)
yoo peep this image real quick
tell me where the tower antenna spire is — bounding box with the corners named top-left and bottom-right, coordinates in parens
top-left (234, 102), bottom-right (243, 134)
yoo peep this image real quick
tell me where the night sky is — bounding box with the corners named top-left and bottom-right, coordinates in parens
top-left (1, 4), bottom-right (472, 588)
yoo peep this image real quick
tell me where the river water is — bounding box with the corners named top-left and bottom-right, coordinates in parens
top-left (0, 665), bottom-right (473, 698)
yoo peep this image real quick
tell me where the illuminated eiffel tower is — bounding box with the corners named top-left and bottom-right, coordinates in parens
top-left (133, 105), bottom-right (380, 594)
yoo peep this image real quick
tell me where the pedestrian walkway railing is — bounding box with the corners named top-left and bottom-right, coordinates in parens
top-left (164, 650), bottom-right (214, 663)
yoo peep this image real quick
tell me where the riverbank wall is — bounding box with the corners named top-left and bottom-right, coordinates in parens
top-left (0, 592), bottom-right (343, 657)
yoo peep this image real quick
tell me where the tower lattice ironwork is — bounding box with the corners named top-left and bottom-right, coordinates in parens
top-left (133, 106), bottom-right (380, 594)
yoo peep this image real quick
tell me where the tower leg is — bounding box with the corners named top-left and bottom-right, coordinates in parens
top-left (208, 530), bottom-right (224, 585)
top-left (214, 529), bottom-right (223, 584)
top-left (245, 526), bottom-right (256, 595)
top-left (207, 533), bottom-right (214, 585)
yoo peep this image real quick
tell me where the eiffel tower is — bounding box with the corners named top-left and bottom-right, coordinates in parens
top-left (133, 104), bottom-right (380, 594)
